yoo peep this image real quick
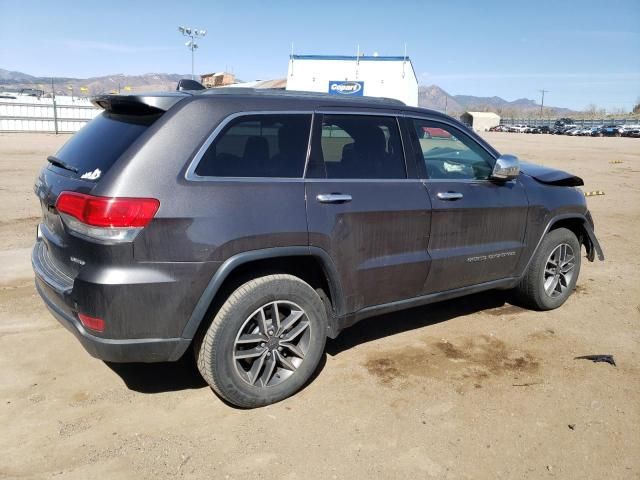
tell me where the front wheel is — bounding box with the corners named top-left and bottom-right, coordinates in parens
top-left (195, 274), bottom-right (327, 408)
top-left (514, 228), bottom-right (581, 310)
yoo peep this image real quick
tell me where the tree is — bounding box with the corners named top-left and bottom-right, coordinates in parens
top-left (633, 98), bottom-right (640, 114)
top-left (585, 103), bottom-right (598, 118)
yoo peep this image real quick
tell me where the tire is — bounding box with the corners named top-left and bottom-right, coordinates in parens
top-left (195, 274), bottom-right (327, 408)
top-left (515, 228), bottom-right (581, 310)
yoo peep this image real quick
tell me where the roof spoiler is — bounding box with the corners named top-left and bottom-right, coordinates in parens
top-left (91, 93), bottom-right (188, 114)
top-left (176, 79), bottom-right (206, 91)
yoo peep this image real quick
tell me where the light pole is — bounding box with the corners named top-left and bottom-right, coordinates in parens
top-left (178, 26), bottom-right (206, 80)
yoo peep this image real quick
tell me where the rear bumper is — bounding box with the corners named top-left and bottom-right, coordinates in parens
top-left (35, 277), bottom-right (191, 362)
top-left (31, 239), bottom-right (209, 363)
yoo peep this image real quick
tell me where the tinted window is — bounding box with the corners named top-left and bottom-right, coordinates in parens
top-left (54, 112), bottom-right (157, 179)
top-left (318, 115), bottom-right (406, 179)
top-left (195, 114), bottom-right (311, 178)
top-left (410, 119), bottom-right (493, 180)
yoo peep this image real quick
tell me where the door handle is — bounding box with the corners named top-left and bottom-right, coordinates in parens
top-left (436, 191), bottom-right (464, 200)
top-left (316, 193), bottom-right (352, 204)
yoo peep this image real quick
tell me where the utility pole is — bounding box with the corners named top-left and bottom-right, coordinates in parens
top-left (178, 26), bottom-right (207, 80)
top-left (539, 89), bottom-right (549, 117)
top-left (51, 78), bottom-right (58, 135)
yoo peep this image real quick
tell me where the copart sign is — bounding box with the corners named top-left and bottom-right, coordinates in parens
top-left (328, 81), bottom-right (364, 96)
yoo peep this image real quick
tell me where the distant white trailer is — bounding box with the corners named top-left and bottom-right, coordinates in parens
top-left (460, 111), bottom-right (501, 132)
top-left (286, 54), bottom-right (418, 107)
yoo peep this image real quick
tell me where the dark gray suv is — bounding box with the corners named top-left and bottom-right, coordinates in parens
top-left (32, 88), bottom-right (604, 407)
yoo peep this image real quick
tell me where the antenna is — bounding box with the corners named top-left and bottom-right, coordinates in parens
top-left (402, 43), bottom-right (407, 78)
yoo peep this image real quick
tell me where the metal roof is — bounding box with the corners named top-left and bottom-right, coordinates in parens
top-left (290, 54), bottom-right (411, 62)
top-left (198, 87), bottom-right (405, 106)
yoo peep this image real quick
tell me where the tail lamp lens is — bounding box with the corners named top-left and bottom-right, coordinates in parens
top-left (78, 313), bottom-right (105, 333)
top-left (56, 192), bottom-right (159, 228)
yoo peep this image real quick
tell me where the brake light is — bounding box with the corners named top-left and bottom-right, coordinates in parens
top-left (56, 192), bottom-right (159, 228)
top-left (78, 313), bottom-right (105, 333)
top-left (56, 192), bottom-right (159, 243)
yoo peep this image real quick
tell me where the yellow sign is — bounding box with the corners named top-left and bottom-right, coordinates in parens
top-left (123, 86), bottom-right (132, 91)
top-left (80, 87), bottom-right (89, 93)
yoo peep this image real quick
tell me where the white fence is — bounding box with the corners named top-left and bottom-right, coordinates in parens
top-left (0, 96), bottom-right (100, 133)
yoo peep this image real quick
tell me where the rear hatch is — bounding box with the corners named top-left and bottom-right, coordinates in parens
top-left (33, 93), bottom-right (186, 292)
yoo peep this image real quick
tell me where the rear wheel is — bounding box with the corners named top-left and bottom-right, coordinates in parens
top-left (195, 274), bottom-right (327, 408)
top-left (515, 228), bottom-right (581, 310)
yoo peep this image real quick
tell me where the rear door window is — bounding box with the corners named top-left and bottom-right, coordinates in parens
top-left (314, 114), bottom-right (406, 179)
top-left (53, 112), bottom-right (158, 179)
top-left (195, 114), bottom-right (312, 178)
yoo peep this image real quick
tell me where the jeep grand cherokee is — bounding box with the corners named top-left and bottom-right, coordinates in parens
top-left (32, 87), bottom-right (604, 407)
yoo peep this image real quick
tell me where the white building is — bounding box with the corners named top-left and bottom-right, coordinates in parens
top-left (286, 54), bottom-right (418, 106)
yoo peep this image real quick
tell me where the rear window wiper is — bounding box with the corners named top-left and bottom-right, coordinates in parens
top-left (47, 155), bottom-right (79, 173)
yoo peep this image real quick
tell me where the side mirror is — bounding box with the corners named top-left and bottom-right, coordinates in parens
top-left (491, 154), bottom-right (520, 181)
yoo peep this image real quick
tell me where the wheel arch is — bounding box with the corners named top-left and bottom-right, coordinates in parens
top-left (547, 214), bottom-right (604, 262)
top-left (180, 247), bottom-right (345, 343)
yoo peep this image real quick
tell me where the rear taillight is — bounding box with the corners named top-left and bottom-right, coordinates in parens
top-left (78, 313), bottom-right (105, 333)
top-left (56, 191), bottom-right (159, 243)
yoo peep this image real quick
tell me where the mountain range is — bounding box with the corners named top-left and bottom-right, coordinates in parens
top-left (418, 85), bottom-right (573, 115)
top-left (0, 69), bottom-right (183, 96)
top-left (1, 68), bottom-right (574, 115)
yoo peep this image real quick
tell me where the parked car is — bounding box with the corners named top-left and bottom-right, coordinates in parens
top-left (538, 126), bottom-right (552, 134)
top-left (509, 124), bottom-right (528, 133)
top-left (599, 124), bottom-right (624, 137)
top-left (627, 127), bottom-right (640, 138)
top-left (565, 127), bottom-right (582, 136)
top-left (32, 85), bottom-right (604, 407)
top-left (559, 125), bottom-right (578, 134)
top-left (554, 117), bottom-right (575, 129)
top-left (621, 124), bottom-right (640, 137)
top-left (422, 126), bottom-right (452, 138)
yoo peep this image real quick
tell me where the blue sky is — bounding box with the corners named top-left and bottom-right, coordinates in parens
top-left (1, 0), bottom-right (638, 111)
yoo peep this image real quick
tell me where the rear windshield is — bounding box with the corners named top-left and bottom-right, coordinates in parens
top-left (53, 112), bottom-right (158, 179)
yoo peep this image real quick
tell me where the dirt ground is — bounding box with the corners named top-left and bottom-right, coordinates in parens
top-left (0, 132), bottom-right (638, 479)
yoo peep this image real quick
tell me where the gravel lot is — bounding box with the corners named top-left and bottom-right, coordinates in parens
top-left (0, 132), bottom-right (638, 479)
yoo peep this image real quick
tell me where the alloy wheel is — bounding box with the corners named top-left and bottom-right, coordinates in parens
top-left (543, 243), bottom-right (576, 298)
top-left (233, 301), bottom-right (311, 387)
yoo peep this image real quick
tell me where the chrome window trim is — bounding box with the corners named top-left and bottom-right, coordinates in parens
top-left (305, 178), bottom-right (424, 184)
top-left (183, 108), bottom-right (498, 183)
top-left (315, 109), bottom-right (399, 117)
top-left (184, 110), bottom-right (314, 182)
